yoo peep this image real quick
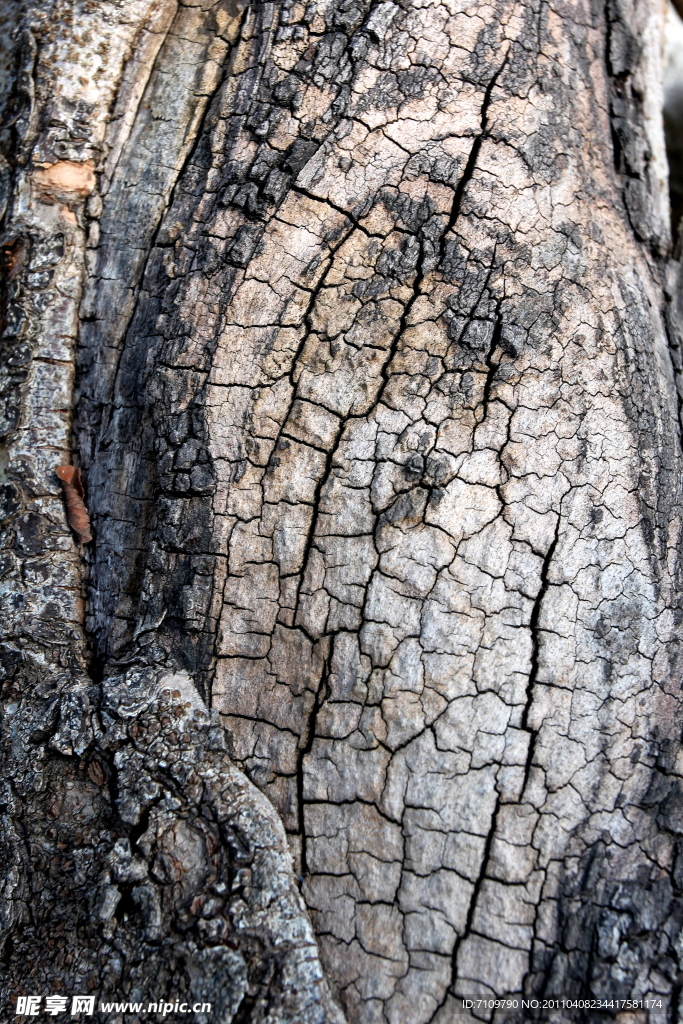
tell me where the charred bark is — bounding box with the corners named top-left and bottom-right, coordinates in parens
top-left (1, 0), bottom-right (683, 1022)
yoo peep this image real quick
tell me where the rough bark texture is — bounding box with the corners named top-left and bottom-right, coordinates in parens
top-left (2, 1), bottom-right (683, 1022)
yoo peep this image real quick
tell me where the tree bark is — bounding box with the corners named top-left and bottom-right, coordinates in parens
top-left (1, 0), bottom-right (683, 1022)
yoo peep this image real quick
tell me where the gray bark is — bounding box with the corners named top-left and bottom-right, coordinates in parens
top-left (1, 1), bottom-right (683, 1022)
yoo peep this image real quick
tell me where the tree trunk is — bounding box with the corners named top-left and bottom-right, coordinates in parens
top-left (2, 0), bottom-right (683, 1021)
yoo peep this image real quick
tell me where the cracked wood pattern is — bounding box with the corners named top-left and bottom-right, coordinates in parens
top-left (2, 0), bottom-right (683, 1022)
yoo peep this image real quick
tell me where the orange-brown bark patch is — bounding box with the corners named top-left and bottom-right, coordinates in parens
top-left (34, 160), bottom-right (95, 196)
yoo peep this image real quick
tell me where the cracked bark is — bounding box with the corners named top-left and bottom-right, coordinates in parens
top-left (1, 0), bottom-right (683, 1022)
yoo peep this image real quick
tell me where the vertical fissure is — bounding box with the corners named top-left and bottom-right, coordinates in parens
top-left (430, 515), bottom-right (560, 1018)
top-left (520, 517), bottom-right (561, 790)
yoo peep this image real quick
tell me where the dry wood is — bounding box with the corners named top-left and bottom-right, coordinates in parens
top-left (56, 464), bottom-right (92, 544)
top-left (0, 0), bottom-right (682, 1021)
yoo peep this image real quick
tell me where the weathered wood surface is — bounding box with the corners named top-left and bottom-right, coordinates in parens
top-left (1, 0), bottom-right (683, 1021)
